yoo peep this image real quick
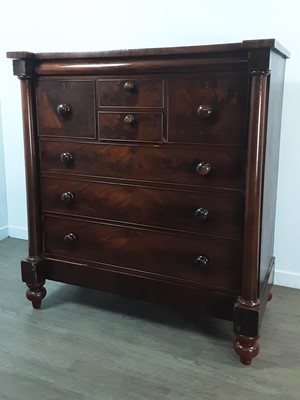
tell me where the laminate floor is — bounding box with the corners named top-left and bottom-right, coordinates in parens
top-left (0, 237), bottom-right (299, 400)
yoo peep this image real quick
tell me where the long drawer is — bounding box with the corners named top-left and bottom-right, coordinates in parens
top-left (44, 216), bottom-right (242, 291)
top-left (41, 177), bottom-right (244, 239)
top-left (40, 141), bottom-right (246, 190)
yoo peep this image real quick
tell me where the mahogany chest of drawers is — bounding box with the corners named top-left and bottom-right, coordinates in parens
top-left (8, 39), bottom-right (289, 364)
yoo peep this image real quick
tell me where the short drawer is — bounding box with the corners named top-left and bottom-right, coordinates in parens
top-left (36, 79), bottom-right (96, 138)
top-left (98, 79), bottom-right (163, 108)
top-left (168, 74), bottom-right (249, 145)
top-left (40, 141), bottom-right (246, 190)
top-left (41, 177), bottom-right (244, 239)
top-left (98, 112), bottom-right (163, 142)
top-left (44, 216), bottom-right (242, 291)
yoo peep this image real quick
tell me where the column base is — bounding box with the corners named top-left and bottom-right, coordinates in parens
top-left (26, 281), bottom-right (47, 309)
top-left (234, 335), bottom-right (259, 365)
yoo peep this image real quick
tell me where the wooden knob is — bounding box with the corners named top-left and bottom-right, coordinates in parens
top-left (196, 162), bottom-right (211, 176)
top-left (124, 114), bottom-right (135, 125)
top-left (196, 255), bottom-right (209, 267)
top-left (195, 207), bottom-right (209, 221)
top-left (197, 104), bottom-right (213, 119)
top-left (57, 103), bottom-right (72, 117)
top-left (61, 192), bottom-right (74, 205)
top-left (64, 233), bottom-right (77, 244)
top-left (124, 81), bottom-right (135, 90)
top-left (60, 152), bottom-right (73, 165)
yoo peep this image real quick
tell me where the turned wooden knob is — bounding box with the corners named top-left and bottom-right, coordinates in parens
top-left (195, 207), bottom-right (209, 221)
top-left (61, 192), bottom-right (74, 204)
top-left (57, 103), bottom-right (72, 117)
top-left (197, 104), bottom-right (213, 119)
top-left (123, 81), bottom-right (135, 90)
top-left (196, 161), bottom-right (211, 176)
top-left (124, 114), bottom-right (135, 125)
top-left (195, 255), bottom-right (209, 267)
top-left (60, 152), bottom-right (73, 165)
top-left (64, 233), bottom-right (77, 244)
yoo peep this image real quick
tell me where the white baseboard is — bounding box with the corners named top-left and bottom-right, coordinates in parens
top-left (274, 269), bottom-right (300, 290)
top-left (0, 225), bottom-right (9, 240)
top-left (8, 226), bottom-right (28, 240)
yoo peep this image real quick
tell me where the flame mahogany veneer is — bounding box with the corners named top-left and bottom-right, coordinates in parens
top-left (7, 39), bottom-right (289, 365)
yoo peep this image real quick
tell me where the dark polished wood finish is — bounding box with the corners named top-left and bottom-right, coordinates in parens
top-left (98, 112), bottom-right (164, 142)
top-left (40, 140), bottom-right (246, 189)
top-left (36, 79), bottom-right (96, 138)
top-left (234, 335), bottom-right (260, 365)
top-left (168, 74), bottom-right (249, 145)
top-left (41, 176), bottom-right (244, 239)
top-left (43, 215), bottom-right (242, 291)
top-left (7, 39), bottom-right (290, 60)
top-left (8, 39), bottom-right (289, 365)
top-left (98, 79), bottom-right (163, 108)
top-left (26, 281), bottom-right (47, 309)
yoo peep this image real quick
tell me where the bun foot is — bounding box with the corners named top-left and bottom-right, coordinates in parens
top-left (268, 291), bottom-right (273, 302)
top-left (26, 281), bottom-right (47, 309)
top-left (234, 335), bottom-right (259, 365)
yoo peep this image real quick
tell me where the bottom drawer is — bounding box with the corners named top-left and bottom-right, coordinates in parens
top-left (44, 216), bottom-right (241, 291)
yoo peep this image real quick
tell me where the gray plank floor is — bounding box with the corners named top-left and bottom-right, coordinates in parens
top-left (0, 238), bottom-right (299, 400)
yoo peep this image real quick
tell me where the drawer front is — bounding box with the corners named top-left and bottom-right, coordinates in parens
top-left (36, 80), bottom-right (96, 138)
top-left (41, 177), bottom-right (244, 239)
top-left (98, 112), bottom-right (163, 142)
top-left (98, 79), bottom-right (164, 108)
top-left (44, 216), bottom-right (242, 291)
top-left (168, 75), bottom-right (249, 145)
top-left (40, 141), bottom-right (245, 190)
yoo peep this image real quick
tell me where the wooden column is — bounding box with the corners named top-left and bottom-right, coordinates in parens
top-left (234, 69), bottom-right (270, 364)
top-left (14, 58), bottom-right (46, 308)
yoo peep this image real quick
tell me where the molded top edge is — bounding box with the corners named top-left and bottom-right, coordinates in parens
top-left (7, 39), bottom-right (290, 60)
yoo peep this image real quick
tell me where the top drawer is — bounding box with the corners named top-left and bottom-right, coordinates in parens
top-left (168, 74), bottom-right (249, 145)
top-left (36, 79), bottom-right (96, 138)
top-left (98, 79), bottom-right (164, 108)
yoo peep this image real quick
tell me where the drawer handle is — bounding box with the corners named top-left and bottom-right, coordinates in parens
top-left (60, 152), bottom-right (73, 165)
top-left (196, 255), bottom-right (209, 267)
top-left (197, 104), bottom-right (213, 119)
top-left (124, 114), bottom-right (135, 125)
top-left (196, 161), bottom-right (211, 176)
top-left (61, 192), bottom-right (74, 205)
top-left (64, 233), bottom-right (77, 244)
top-left (57, 103), bottom-right (72, 117)
top-left (195, 207), bottom-right (209, 221)
top-left (123, 81), bottom-right (135, 91)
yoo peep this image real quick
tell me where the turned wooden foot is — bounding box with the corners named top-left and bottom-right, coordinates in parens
top-left (26, 281), bottom-right (47, 309)
top-left (268, 291), bottom-right (273, 302)
top-left (234, 335), bottom-right (259, 365)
